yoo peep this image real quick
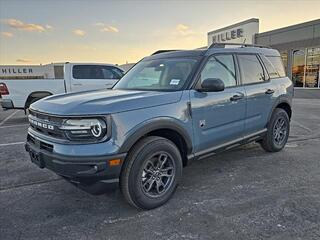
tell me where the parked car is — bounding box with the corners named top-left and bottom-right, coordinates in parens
top-left (0, 63), bottom-right (124, 111)
top-left (25, 43), bottom-right (293, 210)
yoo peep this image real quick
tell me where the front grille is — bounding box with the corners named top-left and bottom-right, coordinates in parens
top-left (28, 109), bottom-right (66, 140)
top-left (27, 134), bottom-right (54, 153)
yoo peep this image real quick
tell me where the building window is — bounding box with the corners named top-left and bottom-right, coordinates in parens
top-left (54, 66), bottom-right (64, 79)
top-left (292, 47), bottom-right (320, 88)
top-left (280, 51), bottom-right (288, 74)
top-left (305, 47), bottom-right (320, 88)
top-left (292, 49), bottom-right (306, 87)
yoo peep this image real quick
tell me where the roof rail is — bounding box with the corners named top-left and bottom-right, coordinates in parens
top-left (151, 50), bottom-right (179, 55)
top-left (208, 43), bottom-right (270, 49)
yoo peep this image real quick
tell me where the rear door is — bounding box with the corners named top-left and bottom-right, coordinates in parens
top-left (71, 65), bottom-right (123, 92)
top-left (237, 54), bottom-right (275, 135)
top-left (190, 53), bottom-right (246, 153)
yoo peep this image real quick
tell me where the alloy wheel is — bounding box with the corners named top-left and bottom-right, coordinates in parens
top-left (141, 152), bottom-right (175, 198)
top-left (273, 117), bottom-right (288, 146)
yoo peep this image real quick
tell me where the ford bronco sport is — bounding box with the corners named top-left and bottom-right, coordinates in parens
top-left (25, 43), bottom-right (293, 210)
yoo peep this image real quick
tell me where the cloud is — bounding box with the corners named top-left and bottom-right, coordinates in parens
top-left (175, 24), bottom-right (194, 36)
top-left (73, 29), bottom-right (86, 36)
top-left (100, 26), bottom-right (119, 33)
top-left (16, 58), bottom-right (32, 63)
top-left (93, 22), bottom-right (105, 27)
top-left (94, 23), bottom-right (119, 33)
top-left (45, 25), bottom-right (53, 30)
top-left (2, 19), bottom-right (46, 32)
top-left (1, 32), bottom-right (13, 38)
top-left (176, 24), bottom-right (189, 32)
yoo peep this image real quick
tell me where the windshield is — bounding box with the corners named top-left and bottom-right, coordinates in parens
top-left (114, 58), bottom-right (198, 91)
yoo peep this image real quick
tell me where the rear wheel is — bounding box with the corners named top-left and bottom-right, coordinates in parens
top-left (120, 136), bottom-right (182, 210)
top-left (260, 108), bottom-right (290, 152)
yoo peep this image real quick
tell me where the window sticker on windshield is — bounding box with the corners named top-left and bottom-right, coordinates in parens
top-left (170, 79), bottom-right (180, 85)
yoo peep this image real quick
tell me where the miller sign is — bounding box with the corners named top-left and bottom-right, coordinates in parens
top-left (0, 65), bottom-right (47, 79)
top-left (1, 68), bottom-right (33, 75)
top-left (211, 28), bottom-right (244, 43)
top-left (207, 18), bottom-right (259, 46)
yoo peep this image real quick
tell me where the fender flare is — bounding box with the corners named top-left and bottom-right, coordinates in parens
top-left (119, 117), bottom-right (193, 154)
top-left (267, 96), bottom-right (292, 123)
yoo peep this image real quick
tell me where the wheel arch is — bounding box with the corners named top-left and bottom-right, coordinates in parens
top-left (119, 118), bottom-right (193, 167)
top-left (268, 97), bottom-right (292, 124)
top-left (25, 91), bottom-right (53, 109)
top-left (276, 102), bottom-right (292, 119)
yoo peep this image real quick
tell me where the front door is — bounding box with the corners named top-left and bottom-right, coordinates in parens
top-left (190, 54), bottom-right (246, 153)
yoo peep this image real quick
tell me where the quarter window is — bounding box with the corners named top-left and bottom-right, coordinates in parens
top-left (260, 56), bottom-right (280, 79)
top-left (238, 54), bottom-right (265, 84)
top-left (266, 56), bottom-right (286, 77)
top-left (200, 54), bottom-right (236, 87)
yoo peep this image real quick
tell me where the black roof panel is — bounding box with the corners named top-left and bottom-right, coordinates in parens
top-left (145, 49), bottom-right (206, 60)
top-left (144, 46), bottom-right (280, 61)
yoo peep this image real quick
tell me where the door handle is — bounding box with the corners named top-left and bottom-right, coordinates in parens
top-left (265, 89), bottom-right (275, 94)
top-left (73, 83), bottom-right (83, 86)
top-left (230, 94), bottom-right (244, 101)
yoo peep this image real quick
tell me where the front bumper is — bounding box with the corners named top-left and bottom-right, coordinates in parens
top-left (25, 137), bottom-right (127, 194)
top-left (0, 99), bottom-right (14, 109)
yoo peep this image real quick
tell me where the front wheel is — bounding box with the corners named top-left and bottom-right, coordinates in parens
top-left (120, 136), bottom-right (182, 210)
top-left (260, 108), bottom-right (290, 152)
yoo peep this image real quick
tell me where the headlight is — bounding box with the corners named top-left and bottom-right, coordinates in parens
top-left (60, 118), bottom-right (107, 141)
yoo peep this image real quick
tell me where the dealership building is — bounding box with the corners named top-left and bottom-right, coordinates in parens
top-left (208, 18), bottom-right (320, 89)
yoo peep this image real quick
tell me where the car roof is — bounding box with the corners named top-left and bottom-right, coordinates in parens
top-left (145, 45), bottom-right (280, 60)
top-left (206, 46), bottom-right (280, 56)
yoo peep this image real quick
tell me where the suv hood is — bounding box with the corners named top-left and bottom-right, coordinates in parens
top-left (31, 89), bottom-right (183, 116)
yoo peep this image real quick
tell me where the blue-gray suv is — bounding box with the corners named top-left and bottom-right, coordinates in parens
top-left (25, 43), bottom-right (293, 210)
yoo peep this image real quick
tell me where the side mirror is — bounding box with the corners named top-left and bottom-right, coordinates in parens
top-left (199, 78), bottom-right (225, 92)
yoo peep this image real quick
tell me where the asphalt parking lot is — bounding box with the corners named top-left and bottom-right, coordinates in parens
top-left (1, 98), bottom-right (320, 240)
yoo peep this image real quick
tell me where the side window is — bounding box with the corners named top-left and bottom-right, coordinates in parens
top-left (101, 66), bottom-right (121, 79)
top-left (238, 54), bottom-right (265, 84)
top-left (73, 65), bottom-right (104, 79)
top-left (200, 54), bottom-right (236, 87)
top-left (266, 56), bottom-right (286, 77)
top-left (73, 65), bottom-right (123, 80)
top-left (110, 67), bottom-right (124, 78)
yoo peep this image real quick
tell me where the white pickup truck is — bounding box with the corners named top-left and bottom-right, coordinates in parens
top-left (0, 62), bottom-right (124, 110)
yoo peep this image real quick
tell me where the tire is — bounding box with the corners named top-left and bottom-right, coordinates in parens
top-left (260, 108), bottom-right (290, 152)
top-left (120, 136), bottom-right (182, 210)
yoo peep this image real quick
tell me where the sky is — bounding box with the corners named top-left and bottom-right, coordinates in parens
top-left (0, 0), bottom-right (319, 65)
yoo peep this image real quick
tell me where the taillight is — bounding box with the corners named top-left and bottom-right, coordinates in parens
top-left (0, 83), bottom-right (9, 95)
